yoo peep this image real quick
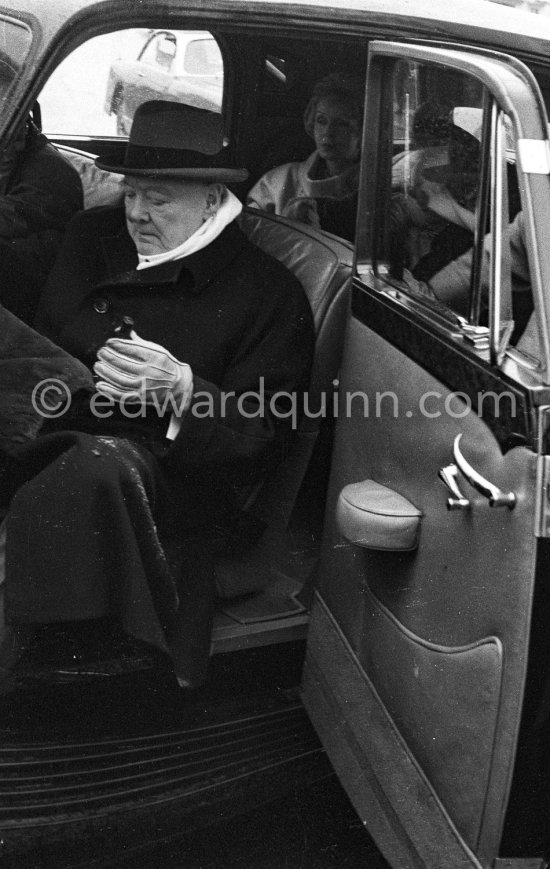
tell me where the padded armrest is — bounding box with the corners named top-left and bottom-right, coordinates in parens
top-left (336, 480), bottom-right (422, 551)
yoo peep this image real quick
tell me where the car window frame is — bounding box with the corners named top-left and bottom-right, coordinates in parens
top-left (356, 40), bottom-right (550, 381)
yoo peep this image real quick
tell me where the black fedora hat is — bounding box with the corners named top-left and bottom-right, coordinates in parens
top-left (96, 100), bottom-right (248, 182)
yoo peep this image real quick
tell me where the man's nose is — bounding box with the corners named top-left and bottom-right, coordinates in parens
top-left (126, 194), bottom-right (148, 222)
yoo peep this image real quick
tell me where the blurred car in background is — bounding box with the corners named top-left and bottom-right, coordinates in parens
top-left (104, 29), bottom-right (223, 134)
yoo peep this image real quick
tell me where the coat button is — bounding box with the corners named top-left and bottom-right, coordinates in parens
top-left (93, 297), bottom-right (110, 314)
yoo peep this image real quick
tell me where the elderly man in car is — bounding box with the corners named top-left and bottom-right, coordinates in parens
top-left (0, 100), bottom-right (314, 693)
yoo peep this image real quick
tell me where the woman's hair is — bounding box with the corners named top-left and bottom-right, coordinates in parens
top-left (303, 72), bottom-right (364, 138)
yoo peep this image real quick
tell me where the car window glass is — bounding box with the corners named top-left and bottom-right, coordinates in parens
top-left (184, 39), bottom-right (223, 76)
top-left (0, 17), bottom-right (32, 111)
top-left (389, 64), bottom-right (484, 314)
top-left (38, 28), bottom-right (223, 137)
top-left (384, 61), bottom-right (528, 352)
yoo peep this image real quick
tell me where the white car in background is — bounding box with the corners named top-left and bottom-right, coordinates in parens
top-left (104, 29), bottom-right (223, 134)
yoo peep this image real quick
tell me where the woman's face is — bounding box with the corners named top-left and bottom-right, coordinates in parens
top-left (312, 97), bottom-right (361, 171)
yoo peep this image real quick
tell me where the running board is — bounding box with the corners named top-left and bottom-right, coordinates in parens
top-left (0, 691), bottom-right (327, 867)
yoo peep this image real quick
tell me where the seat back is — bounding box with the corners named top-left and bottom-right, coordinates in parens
top-left (214, 209), bottom-right (353, 598)
top-left (239, 207), bottom-right (353, 426)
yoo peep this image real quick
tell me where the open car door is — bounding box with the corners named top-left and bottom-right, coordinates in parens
top-left (302, 42), bottom-right (550, 869)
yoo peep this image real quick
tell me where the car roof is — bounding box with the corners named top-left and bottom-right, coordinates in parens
top-left (9, 0), bottom-right (550, 68)
top-left (9, 0), bottom-right (549, 33)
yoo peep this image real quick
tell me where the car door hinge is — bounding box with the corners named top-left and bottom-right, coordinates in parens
top-left (492, 859), bottom-right (548, 868)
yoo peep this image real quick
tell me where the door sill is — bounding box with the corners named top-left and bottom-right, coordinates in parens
top-left (211, 575), bottom-right (309, 654)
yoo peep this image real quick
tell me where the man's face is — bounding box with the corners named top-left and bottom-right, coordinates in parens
top-left (123, 176), bottom-right (209, 255)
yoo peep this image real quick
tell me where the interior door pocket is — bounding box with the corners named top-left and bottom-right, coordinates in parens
top-left (361, 583), bottom-right (503, 848)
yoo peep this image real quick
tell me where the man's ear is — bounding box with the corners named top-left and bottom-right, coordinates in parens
top-left (204, 183), bottom-right (224, 216)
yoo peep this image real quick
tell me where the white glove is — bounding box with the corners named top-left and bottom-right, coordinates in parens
top-left (93, 329), bottom-right (194, 411)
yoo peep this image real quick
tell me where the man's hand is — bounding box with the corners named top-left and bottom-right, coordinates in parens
top-left (94, 330), bottom-right (194, 410)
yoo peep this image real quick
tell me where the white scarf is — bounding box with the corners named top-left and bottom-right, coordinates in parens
top-left (136, 187), bottom-right (242, 271)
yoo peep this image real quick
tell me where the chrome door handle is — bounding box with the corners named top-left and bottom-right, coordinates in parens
top-left (453, 434), bottom-right (516, 508)
top-left (438, 463), bottom-right (470, 510)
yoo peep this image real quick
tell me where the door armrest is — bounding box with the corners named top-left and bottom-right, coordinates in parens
top-left (336, 479), bottom-right (422, 551)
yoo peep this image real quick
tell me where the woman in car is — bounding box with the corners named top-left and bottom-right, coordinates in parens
top-left (246, 72), bottom-right (363, 241)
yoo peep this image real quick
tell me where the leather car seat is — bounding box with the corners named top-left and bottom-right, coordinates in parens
top-left (214, 208), bottom-right (354, 597)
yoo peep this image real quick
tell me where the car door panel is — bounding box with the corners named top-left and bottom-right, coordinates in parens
top-left (304, 598), bottom-right (485, 869)
top-left (303, 304), bottom-right (538, 866)
top-left (302, 35), bottom-right (550, 865)
top-left (354, 583), bottom-right (502, 849)
top-left (351, 290), bottom-right (534, 452)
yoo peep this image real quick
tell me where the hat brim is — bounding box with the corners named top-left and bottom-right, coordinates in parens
top-left (95, 157), bottom-right (248, 183)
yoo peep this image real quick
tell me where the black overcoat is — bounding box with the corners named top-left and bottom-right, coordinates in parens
top-left (0, 133), bottom-right (83, 323)
top-left (4, 206), bottom-right (314, 685)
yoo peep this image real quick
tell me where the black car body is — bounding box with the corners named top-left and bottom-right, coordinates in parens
top-left (1, 1), bottom-right (550, 867)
